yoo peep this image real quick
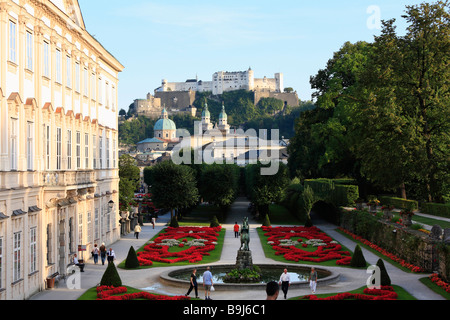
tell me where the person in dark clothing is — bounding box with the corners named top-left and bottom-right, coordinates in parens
top-left (185, 268), bottom-right (198, 298)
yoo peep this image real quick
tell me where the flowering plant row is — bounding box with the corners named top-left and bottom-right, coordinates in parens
top-left (338, 227), bottom-right (425, 273)
top-left (429, 273), bottom-right (450, 293)
top-left (300, 286), bottom-right (398, 300)
top-left (137, 226), bottom-right (222, 266)
top-left (96, 285), bottom-right (190, 301)
top-left (261, 226), bottom-right (352, 265)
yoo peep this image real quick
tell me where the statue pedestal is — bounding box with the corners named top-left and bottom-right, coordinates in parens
top-left (236, 250), bottom-right (253, 270)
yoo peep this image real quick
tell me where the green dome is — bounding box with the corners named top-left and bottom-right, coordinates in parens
top-left (154, 118), bottom-right (176, 131)
top-left (202, 103), bottom-right (210, 118)
top-left (219, 104), bottom-right (227, 120)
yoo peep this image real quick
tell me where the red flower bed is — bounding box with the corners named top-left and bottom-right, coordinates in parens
top-left (301, 286), bottom-right (398, 301)
top-left (96, 286), bottom-right (190, 301)
top-left (429, 273), bottom-right (450, 293)
top-left (137, 226), bottom-right (222, 266)
top-left (261, 226), bottom-right (351, 265)
top-left (338, 227), bottom-right (425, 273)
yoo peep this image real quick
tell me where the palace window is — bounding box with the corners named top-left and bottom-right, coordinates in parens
top-left (46, 125), bottom-right (51, 170)
top-left (55, 49), bottom-right (62, 84)
top-left (13, 232), bottom-right (21, 282)
top-left (85, 133), bottom-right (89, 169)
top-left (94, 208), bottom-right (99, 240)
top-left (84, 68), bottom-right (88, 96)
top-left (43, 41), bottom-right (50, 78)
top-left (26, 31), bottom-right (33, 70)
top-left (75, 62), bottom-right (80, 93)
top-left (27, 122), bottom-right (34, 171)
top-left (91, 73), bottom-right (96, 100)
top-left (99, 136), bottom-right (103, 169)
top-left (76, 131), bottom-right (81, 169)
top-left (78, 213), bottom-right (83, 246)
top-left (30, 227), bottom-right (37, 274)
top-left (46, 224), bottom-right (53, 265)
top-left (56, 128), bottom-right (62, 170)
top-left (9, 21), bottom-right (16, 63)
top-left (93, 135), bottom-right (97, 169)
top-left (11, 118), bottom-right (18, 170)
top-left (67, 130), bottom-right (72, 170)
top-left (87, 211), bottom-right (92, 244)
top-left (66, 56), bottom-right (72, 88)
top-left (106, 138), bottom-right (110, 168)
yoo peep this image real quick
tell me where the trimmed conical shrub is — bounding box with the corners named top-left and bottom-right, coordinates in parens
top-left (262, 214), bottom-right (271, 227)
top-left (376, 258), bottom-right (391, 286)
top-left (100, 261), bottom-right (122, 287)
top-left (124, 246), bottom-right (140, 269)
top-left (210, 215), bottom-right (220, 228)
top-left (350, 245), bottom-right (367, 268)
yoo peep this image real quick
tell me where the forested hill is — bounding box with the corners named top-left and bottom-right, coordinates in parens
top-left (119, 90), bottom-right (315, 145)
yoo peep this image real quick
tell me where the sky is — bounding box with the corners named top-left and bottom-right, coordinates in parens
top-left (78, 0), bottom-right (427, 111)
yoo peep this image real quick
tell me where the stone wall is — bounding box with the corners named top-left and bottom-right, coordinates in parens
top-left (339, 209), bottom-right (450, 281)
top-left (254, 91), bottom-right (299, 107)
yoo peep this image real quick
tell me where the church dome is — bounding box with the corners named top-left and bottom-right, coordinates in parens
top-left (154, 118), bottom-right (176, 131)
top-left (154, 108), bottom-right (176, 131)
top-left (202, 103), bottom-right (210, 118)
top-left (219, 103), bottom-right (227, 120)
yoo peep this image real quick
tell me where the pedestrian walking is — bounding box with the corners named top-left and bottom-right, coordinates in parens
top-left (151, 214), bottom-right (156, 229)
top-left (234, 222), bottom-right (240, 238)
top-left (279, 268), bottom-right (291, 299)
top-left (309, 267), bottom-right (318, 294)
top-left (99, 242), bottom-right (107, 265)
top-left (106, 247), bottom-right (116, 264)
top-left (91, 244), bottom-right (99, 264)
top-left (202, 267), bottom-right (214, 300)
top-left (134, 224), bottom-right (142, 239)
top-left (185, 268), bottom-right (199, 298)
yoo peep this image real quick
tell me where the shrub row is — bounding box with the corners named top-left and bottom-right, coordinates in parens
top-left (379, 196), bottom-right (419, 211)
top-left (420, 203), bottom-right (450, 219)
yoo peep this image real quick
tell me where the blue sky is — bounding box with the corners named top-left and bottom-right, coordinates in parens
top-left (78, 0), bottom-right (427, 111)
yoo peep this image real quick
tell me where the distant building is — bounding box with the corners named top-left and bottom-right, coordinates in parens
top-left (156, 68), bottom-right (284, 96)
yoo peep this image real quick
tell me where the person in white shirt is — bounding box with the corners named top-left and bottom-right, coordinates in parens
top-left (279, 269), bottom-right (291, 299)
top-left (107, 248), bottom-right (116, 264)
top-left (73, 254), bottom-right (85, 272)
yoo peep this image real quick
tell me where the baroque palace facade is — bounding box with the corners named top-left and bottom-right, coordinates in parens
top-left (0, 0), bottom-right (124, 299)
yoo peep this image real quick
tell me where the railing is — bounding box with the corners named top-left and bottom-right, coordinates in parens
top-left (42, 170), bottom-right (96, 187)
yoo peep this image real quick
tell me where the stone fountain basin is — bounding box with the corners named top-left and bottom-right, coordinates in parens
top-left (159, 264), bottom-right (340, 291)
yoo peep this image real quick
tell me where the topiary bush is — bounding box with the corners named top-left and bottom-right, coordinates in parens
top-left (350, 245), bottom-right (367, 268)
top-left (376, 258), bottom-right (391, 286)
top-left (100, 261), bottom-right (122, 287)
top-left (210, 215), bottom-right (220, 228)
top-left (124, 246), bottom-right (140, 269)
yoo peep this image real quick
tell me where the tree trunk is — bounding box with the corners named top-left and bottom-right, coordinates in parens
top-left (399, 182), bottom-right (407, 200)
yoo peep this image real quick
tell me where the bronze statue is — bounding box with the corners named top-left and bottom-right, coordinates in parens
top-left (240, 217), bottom-right (250, 251)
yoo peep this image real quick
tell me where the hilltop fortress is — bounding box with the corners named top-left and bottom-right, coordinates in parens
top-left (132, 68), bottom-right (299, 119)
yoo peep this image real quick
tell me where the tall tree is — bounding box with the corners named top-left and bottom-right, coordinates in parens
top-left (144, 161), bottom-right (199, 219)
top-left (118, 154), bottom-right (140, 212)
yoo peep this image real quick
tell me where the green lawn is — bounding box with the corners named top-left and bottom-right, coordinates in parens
top-left (290, 285), bottom-right (417, 300)
top-left (267, 204), bottom-right (305, 225)
top-left (419, 277), bottom-right (450, 300)
top-left (257, 227), bottom-right (357, 268)
top-left (118, 227), bottom-right (226, 269)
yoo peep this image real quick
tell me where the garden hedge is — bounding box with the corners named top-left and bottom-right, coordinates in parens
top-left (420, 203), bottom-right (450, 219)
top-left (379, 196), bottom-right (419, 211)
